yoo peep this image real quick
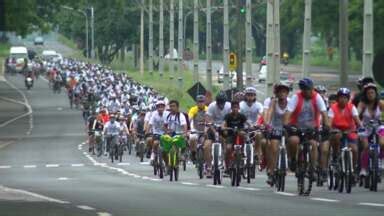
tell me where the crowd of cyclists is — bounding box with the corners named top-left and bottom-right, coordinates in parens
top-left (43, 58), bottom-right (383, 196)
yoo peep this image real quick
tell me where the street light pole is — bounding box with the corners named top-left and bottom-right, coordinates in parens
top-left (206, 0), bottom-right (212, 92)
top-left (362, 0), bottom-right (373, 77)
top-left (245, 0), bottom-right (252, 87)
top-left (149, 0), bottom-right (154, 76)
top-left (177, 0), bottom-right (184, 89)
top-left (223, 0), bottom-right (230, 90)
top-left (302, 0), bottom-right (312, 78)
top-left (266, 0), bottom-right (274, 97)
top-left (169, 0), bottom-right (175, 80)
top-left (339, 0), bottom-right (349, 86)
top-left (193, 0), bottom-right (199, 82)
top-left (159, 0), bottom-right (164, 77)
top-left (91, 6), bottom-right (95, 59)
top-left (140, 0), bottom-right (144, 75)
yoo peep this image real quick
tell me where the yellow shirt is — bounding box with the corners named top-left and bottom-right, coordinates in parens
top-left (188, 105), bottom-right (208, 119)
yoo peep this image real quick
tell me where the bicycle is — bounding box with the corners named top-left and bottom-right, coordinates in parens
top-left (191, 131), bottom-right (205, 179)
top-left (243, 128), bottom-right (259, 184)
top-left (107, 135), bottom-right (119, 163)
top-left (225, 127), bottom-right (244, 187)
top-left (270, 128), bottom-right (288, 192)
top-left (118, 133), bottom-right (128, 162)
top-left (328, 129), bottom-right (355, 193)
top-left (207, 123), bottom-right (223, 185)
top-left (361, 120), bottom-right (383, 192)
top-left (95, 130), bottom-right (103, 157)
top-left (161, 134), bottom-right (186, 182)
top-left (294, 127), bottom-right (318, 196)
top-left (136, 133), bottom-right (146, 162)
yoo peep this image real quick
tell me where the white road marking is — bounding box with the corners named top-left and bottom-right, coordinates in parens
top-left (0, 185), bottom-right (69, 204)
top-left (46, 164), bottom-right (60, 168)
top-left (0, 165), bottom-right (11, 169)
top-left (274, 192), bottom-right (296, 196)
top-left (57, 177), bottom-right (69, 181)
top-left (97, 212), bottom-right (112, 216)
top-left (57, 107), bottom-right (63, 111)
top-left (149, 178), bottom-right (162, 182)
top-left (237, 187), bottom-right (261, 191)
top-left (310, 197), bottom-right (340, 203)
top-left (206, 185), bottom-right (225, 189)
top-left (71, 163), bottom-right (84, 167)
top-left (77, 205), bottom-right (95, 210)
top-left (23, 165), bottom-right (37, 168)
top-left (140, 161), bottom-right (150, 165)
top-left (1, 77), bottom-right (33, 134)
top-left (142, 176), bottom-right (150, 180)
top-left (181, 182), bottom-right (199, 186)
top-left (358, 202), bottom-right (384, 207)
top-left (117, 162), bottom-right (130, 166)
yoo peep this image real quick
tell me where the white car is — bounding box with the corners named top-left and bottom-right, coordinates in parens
top-left (258, 65), bottom-right (267, 83)
top-left (34, 36), bottom-right (44, 45)
top-left (7, 46), bottom-right (28, 73)
top-left (258, 65), bottom-right (295, 89)
top-left (42, 50), bottom-right (62, 63)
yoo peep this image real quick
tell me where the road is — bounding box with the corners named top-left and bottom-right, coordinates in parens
top-left (0, 38), bottom-right (383, 216)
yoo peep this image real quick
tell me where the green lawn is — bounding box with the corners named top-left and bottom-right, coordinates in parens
top-left (0, 42), bottom-right (10, 58)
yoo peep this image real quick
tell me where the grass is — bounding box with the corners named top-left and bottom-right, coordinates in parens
top-left (0, 42), bottom-right (10, 59)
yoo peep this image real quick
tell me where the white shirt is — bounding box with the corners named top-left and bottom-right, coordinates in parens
top-left (144, 111), bottom-right (153, 123)
top-left (165, 112), bottom-right (187, 134)
top-left (149, 110), bottom-right (170, 135)
top-left (263, 97), bottom-right (272, 110)
top-left (104, 121), bottom-right (121, 136)
top-left (240, 101), bottom-right (264, 124)
top-left (207, 101), bottom-right (231, 125)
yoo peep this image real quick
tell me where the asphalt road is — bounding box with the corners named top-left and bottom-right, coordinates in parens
top-left (0, 72), bottom-right (383, 216)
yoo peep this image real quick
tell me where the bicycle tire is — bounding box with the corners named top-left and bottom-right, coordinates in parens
top-left (197, 147), bottom-right (204, 179)
top-left (174, 167), bottom-right (179, 182)
top-left (169, 168), bottom-right (173, 181)
top-left (338, 173), bottom-right (344, 193)
top-left (369, 150), bottom-right (379, 192)
top-left (236, 168), bottom-right (242, 187)
top-left (328, 169), bottom-right (334, 191)
top-left (231, 168), bottom-right (236, 187)
top-left (345, 152), bottom-right (352, 193)
top-left (213, 144), bottom-right (220, 185)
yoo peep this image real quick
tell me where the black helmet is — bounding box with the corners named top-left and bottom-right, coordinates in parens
top-left (337, 87), bottom-right (351, 99)
top-left (215, 91), bottom-right (227, 105)
top-left (315, 85), bottom-right (327, 94)
top-left (357, 77), bottom-right (374, 90)
top-left (298, 78), bottom-right (314, 90)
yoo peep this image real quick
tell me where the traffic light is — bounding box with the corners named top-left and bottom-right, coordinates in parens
top-left (230, 54), bottom-right (235, 65)
top-left (240, 0), bottom-right (246, 14)
top-left (240, 8), bottom-right (245, 14)
top-left (229, 52), bottom-right (237, 71)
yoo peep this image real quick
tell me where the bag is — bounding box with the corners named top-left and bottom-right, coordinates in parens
top-left (166, 112), bottom-right (191, 131)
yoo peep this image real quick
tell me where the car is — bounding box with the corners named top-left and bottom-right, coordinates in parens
top-left (34, 36), bottom-right (44, 45)
top-left (6, 46), bottom-right (29, 73)
top-left (258, 65), bottom-right (267, 83)
top-left (42, 50), bottom-right (62, 63)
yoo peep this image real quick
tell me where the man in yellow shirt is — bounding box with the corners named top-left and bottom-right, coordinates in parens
top-left (188, 95), bottom-right (208, 163)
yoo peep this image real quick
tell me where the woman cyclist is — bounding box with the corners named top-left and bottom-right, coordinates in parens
top-left (264, 82), bottom-right (290, 186)
top-left (357, 83), bottom-right (384, 177)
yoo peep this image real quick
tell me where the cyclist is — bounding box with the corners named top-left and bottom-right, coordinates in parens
top-left (315, 85), bottom-right (328, 107)
top-left (357, 83), bottom-right (384, 177)
top-left (87, 111), bottom-right (104, 154)
top-left (283, 78), bottom-right (330, 174)
top-left (328, 88), bottom-right (362, 181)
top-left (188, 95), bottom-right (208, 163)
top-left (206, 91), bottom-right (231, 174)
top-left (144, 105), bottom-right (155, 158)
top-left (147, 100), bottom-right (169, 162)
top-left (103, 114), bottom-right (122, 156)
top-left (133, 110), bottom-right (146, 156)
top-left (222, 100), bottom-right (248, 172)
top-left (240, 87), bottom-right (265, 172)
top-left (352, 77), bottom-right (374, 107)
top-left (264, 82), bottom-right (290, 185)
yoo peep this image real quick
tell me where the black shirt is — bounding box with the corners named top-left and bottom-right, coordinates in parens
top-left (224, 112), bottom-right (247, 135)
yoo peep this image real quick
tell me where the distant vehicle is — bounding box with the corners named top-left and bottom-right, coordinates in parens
top-left (258, 65), bottom-right (294, 89)
top-left (164, 48), bottom-right (179, 60)
top-left (258, 65), bottom-right (267, 83)
top-left (6, 46), bottom-right (28, 73)
top-left (34, 36), bottom-right (44, 45)
top-left (42, 50), bottom-right (62, 63)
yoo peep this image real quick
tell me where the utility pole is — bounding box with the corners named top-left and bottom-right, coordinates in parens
top-left (362, 0), bottom-right (373, 77)
top-left (149, 0), bottom-right (153, 76)
top-left (339, 0), bottom-right (348, 86)
top-left (273, 0), bottom-right (281, 87)
top-left (302, 0), bottom-right (312, 78)
top-left (193, 0), bottom-right (199, 82)
top-left (177, 0), bottom-right (183, 89)
top-left (206, 0), bottom-right (212, 91)
top-left (245, 0), bottom-right (252, 87)
top-left (169, 0), bottom-right (175, 80)
top-left (140, 0), bottom-right (144, 75)
top-left (223, 0), bottom-right (230, 90)
top-left (236, 0), bottom-right (245, 90)
top-left (266, 0), bottom-right (274, 96)
top-left (85, 13), bottom-right (89, 58)
top-left (91, 6), bottom-right (95, 59)
top-left (159, 0), bottom-right (164, 77)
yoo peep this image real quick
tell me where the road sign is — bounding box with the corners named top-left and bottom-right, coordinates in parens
top-left (229, 52), bottom-right (237, 71)
top-left (187, 82), bottom-right (207, 102)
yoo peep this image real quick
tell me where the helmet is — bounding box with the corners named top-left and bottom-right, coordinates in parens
top-left (274, 82), bottom-right (290, 94)
top-left (156, 100), bottom-right (165, 107)
top-left (315, 85), bottom-right (327, 94)
top-left (337, 87), bottom-right (351, 98)
top-left (233, 91), bottom-right (245, 102)
top-left (357, 77), bottom-right (374, 89)
top-left (244, 87), bottom-right (257, 95)
top-left (298, 78), bottom-right (314, 90)
top-left (215, 91), bottom-right (227, 105)
top-left (196, 95), bottom-right (206, 102)
top-left (363, 83), bottom-right (378, 92)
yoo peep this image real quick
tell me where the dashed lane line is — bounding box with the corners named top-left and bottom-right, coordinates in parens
top-left (237, 187), bottom-right (261, 191)
top-left (77, 205), bottom-right (96, 211)
top-left (0, 185), bottom-right (70, 204)
top-left (181, 182), bottom-right (199, 186)
top-left (274, 192), bottom-right (296, 197)
top-left (71, 163), bottom-right (85, 167)
top-left (206, 185), bottom-right (225, 189)
top-left (358, 202), bottom-right (384, 207)
top-left (97, 212), bottom-right (112, 216)
top-left (23, 165), bottom-right (37, 168)
top-left (46, 164), bottom-right (60, 168)
top-left (310, 197), bottom-right (340, 203)
top-left (0, 165), bottom-right (11, 169)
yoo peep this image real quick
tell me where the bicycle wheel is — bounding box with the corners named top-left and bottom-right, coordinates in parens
top-left (338, 173), bottom-right (344, 193)
top-left (119, 145), bottom-right (123, 162)
top-left (174, 167), bottom-right (179, 182)
top-left (213, 144), bottom-right (221, 185)
top-left (197, 147), bottom-right (204, 179)
top-left (236, 168), bottom-right (242, 187)
top-left (245, 144), bottom-right (252, 184)
top-left (297, 152), bottom-right (305, 195)
top-left (344, 152), bottom-right (352, 193)
top-left (110, 145), bottom-right (114, 163)
top-left (369, 150), bottom-right (379, 192)
top-left (169, 167), bottom-right (174, 181)
top-left (231, 168), bottom-right (236, 187)
top-left (327, 168), bottom-right (334, 191)
top-left (139, 142), bottom-right (144, 162)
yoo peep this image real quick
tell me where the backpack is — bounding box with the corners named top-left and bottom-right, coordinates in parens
top-left (166, 112), bottom-right (191, 131)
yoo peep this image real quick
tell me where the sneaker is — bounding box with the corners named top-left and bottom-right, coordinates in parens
top-left (146, 150), bottom-right (151, 159)
top-left (266, 174), bottom-right (274, 187)
top-left (359, 168), bottom-right (367, 177)
top-left (150, 152), bottom-right (155, 161)
top-left (206, 167), bottom-right (212, 178)
top-left (258, 157), bottom-right (266, 171)
top-left (321, 170), bottom-right (328, 183)
top-left (223, 169), bottom-right (230, 177)
top-left (191, 152), bottom-right (196, 164)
